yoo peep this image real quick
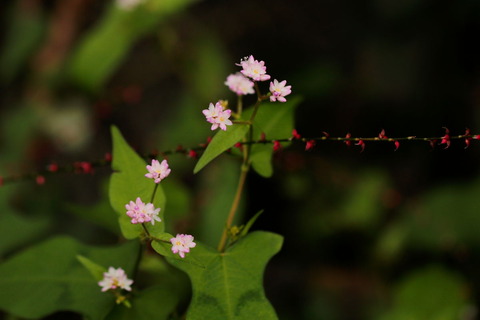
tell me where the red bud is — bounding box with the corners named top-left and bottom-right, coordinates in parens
top-left (305, 140), bottom-right (316, 151)
top-left (292, 129), bottom-right (301, 140)
top-left (273, 140), bottom-right (282, 152)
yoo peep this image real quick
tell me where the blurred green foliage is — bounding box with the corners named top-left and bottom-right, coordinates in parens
top-left (1, 0), bottom-right (480, 319)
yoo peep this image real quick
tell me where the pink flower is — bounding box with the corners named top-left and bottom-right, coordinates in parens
top-left (202, 102), bottom-right (223, 124)
top-left (202, 102), bottom-right (233, 131)
top-left (170, 234), bottom-right (196, 258)
top-left (125, 197), bottom-right (161, 225)
top-left (236, 55), bottom-right (271, 81)
top-left (211, 109), bottom-right (233, 131)
top-left (145, 159), bottom-right (171, 183)
top-left (225, 73), bottom-right (255, 95)
top-left (98, 267), bottom-right (133, 292)
top-left (269, 79), bottom-right (292, 102)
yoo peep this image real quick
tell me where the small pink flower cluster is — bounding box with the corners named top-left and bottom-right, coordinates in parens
top-left (203, 55), bottom-right (292, 131)
top-left (145, 159), bottom-right (171, 183)
top-left (202, 101), bottom-right (233, 131)
top-left (236, 55), bottom-right (271, 81)
top-left (98, 267), bottom-right (133, 292)
top-left (125, 197), bottom-right (161, 225)
top-left (170, 234), bottom-right (197, 258)
top-left (225, 73), bottom-right (255, 96)
top-left (234, 55), bottom-right (292, 102)
top-left (122, 160), bottom-right (196, 259)
top-left (269, 79), bottom-right (292, 103)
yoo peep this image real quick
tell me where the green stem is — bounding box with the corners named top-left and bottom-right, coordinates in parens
top-left (237, 95), bottom-right (243, 116)
top-left (142, 184), bottom-right (159, 239)
top-left (216, 83), bottom-right (270, 252)
top-left (217, 164), bottom-right (249, 252)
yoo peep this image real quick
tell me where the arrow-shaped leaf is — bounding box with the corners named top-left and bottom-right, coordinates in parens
top-left (167, 231), bottom-right (283, 319)
top-left (109, 125), bottom-right (166, 239)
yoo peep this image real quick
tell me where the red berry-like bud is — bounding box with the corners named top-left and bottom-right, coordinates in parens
top-left (36, 175), bottom-right (45, 185)
top-left (305, 140), bottom-right (316, 151)
top-left (81, 162), bottom-right (93, 174)
top-left (273, 140), bottom-right (282, 152)
top-left (344, 133), bottom-right (352, 147)
top-left (188, 150), bottom-right (198, 158)
top-left (355, 140), bottom-right (365, 152)
top-left (292, 129), bottom-right (301, 140)
top-left (104, 152), bottom-right (112, 162)
top-left (394, 140), bottom-right (400, 151)
top-left (260, 132), bottom-right (267, 141)
top-left (47, 163), bottom-right (58, 172)
top-left (234, 142), bottom-right (243, 150)
top-left (439, 128), bottom-right (450, 149)
top-left (379, 129), bottom-right (388, 139)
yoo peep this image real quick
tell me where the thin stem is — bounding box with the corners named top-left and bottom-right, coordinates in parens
top-left (1, 131), bottom-right (478, 186)
top-left (141, 184), bottom-right (158, 239)
top-left (141, 223), bottom-right (151, 238)
top-left (217, 164), bottom-right (249, 252)
top-left (150, 183), bottom-right (158, 203)
top-left (217, 100), bottom-right (259, 252)
top-left (237, 95), bottom-right (243, 116)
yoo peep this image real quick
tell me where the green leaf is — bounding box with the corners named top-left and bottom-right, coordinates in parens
top-left (0, 236), bottom-right (140, 320)
top-left (77, 255), bottom-right (107, 282)
top-left (239, 210), bottom-right (264, 238)
top-left (193, 124), bottom-right (249, 174)
top-left (167, 231), bottom-right (283, 319)
top-left (67, 0), bottom-right (194, 91)
top-left (105, 285), bottom-right (180, 320)
top-left (250, 146), bottom-right (273, 178)
top-left (197, 157), bottom-right (245, 247)
top-left (249, 97), bottom-right (301, 177)
top-left (379, 266), bottom-right (470, 320)
top-left (151, 238), bottom-right (205, 268)
top-left (0, 3), bottom-right (46, 84)
top-left (66, 180), bottom-right (120, 235)
top-left (109, 125), bottom-right (166, 239)
top-left (0, 207), bottom-right (50, 257)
